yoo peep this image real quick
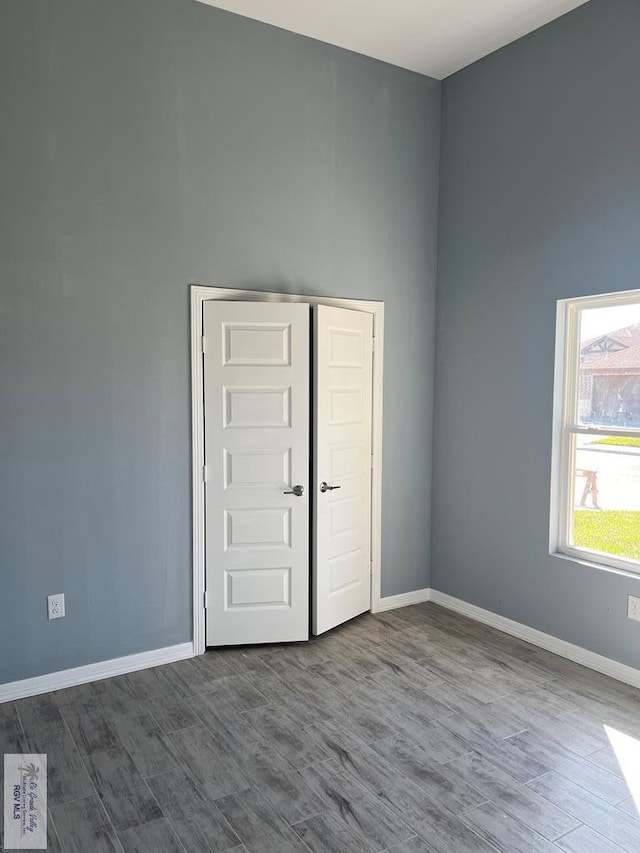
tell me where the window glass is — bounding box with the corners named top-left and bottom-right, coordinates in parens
top-left (578, 304), bottom-right (640, 427)
top-left (570, 434), bottom-right (640, 564)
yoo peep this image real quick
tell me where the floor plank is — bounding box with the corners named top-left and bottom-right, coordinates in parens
top-left (385, 837), bottom-right (438, 853)
top-left (370, 735), bottom-right (486, 811)
top-left (0, 702), bottom-right (29, 754)
top-left (59, 698), bottom-right (121, 755)
top-left (35, 728), bottom-right (95, 806)
top-left (554, 824), bottom-right (627, 852)
top-left (506, 729), bottom-right (631, 804)
top-left (242, 704), bottom-right (331, 769)
top-left (527, 771), bottom-right (640, 852)
top-left (234, 739), bottom-right (326, 825)
top-left (445, 752), bottom-right (580, 840)
top-left (463, 801), bottom-right (560, 853)
top-left (147, 766), bottom-right (240, 852)
top-left (375, 776), bottom-right (498, 853)
top-left (51, 795), bottom-right (124, 853)
top-left (291, 811), bottom-right (374, 853)
top-left (216, 787), bottom-right (309, 853)
top-left (109, 708), bottom-right (180, 778)
top-left (300, 758), bottom-right (415, 850)
top-left (84, 747), bottom-right (162, 832)
top-left (166, 724), bottom-right (250, 801)
top-left (118, 817), bottom-right (184, 853)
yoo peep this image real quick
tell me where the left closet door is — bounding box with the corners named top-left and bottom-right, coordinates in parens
top-left (203, 301), bottom-right (310, 645)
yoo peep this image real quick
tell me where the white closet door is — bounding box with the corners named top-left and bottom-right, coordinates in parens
top-left (313, 305), bottom-right (373, 635)
top-left (204, 301), bottom-right (310, 645)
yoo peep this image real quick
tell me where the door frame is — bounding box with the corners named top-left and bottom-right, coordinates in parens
top-left (191, 284), bottom-right (384, 654)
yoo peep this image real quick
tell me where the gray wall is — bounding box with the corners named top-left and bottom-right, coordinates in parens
top-left (0, 0), bottom-right (440, 682)
top-left (434, 0), bottom-right (640, 669)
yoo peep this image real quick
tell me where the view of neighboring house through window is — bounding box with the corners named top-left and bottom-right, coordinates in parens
top-left (553, 291), bottom-right (640, 573)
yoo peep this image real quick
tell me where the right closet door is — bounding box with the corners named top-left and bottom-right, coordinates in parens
top-left (313, 305), bottom-right (374, 635)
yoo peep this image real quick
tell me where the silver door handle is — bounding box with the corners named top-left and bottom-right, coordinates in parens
top-left (283, 484), bottom-right (304, 497)
top-left (320, 482), bottom-right (341, 493)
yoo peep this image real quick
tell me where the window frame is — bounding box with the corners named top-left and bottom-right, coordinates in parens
top-left (551, 288), bottom-right (640, 576)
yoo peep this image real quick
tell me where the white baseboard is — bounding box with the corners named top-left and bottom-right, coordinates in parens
top-left (0, 642), bottom-right (194, 703)
top-left (6, 591), bottom-right (638, 702)
top-left (430, 589), bottom-right (640, 691)
top-left (375, 588), bottom-right (432, 612)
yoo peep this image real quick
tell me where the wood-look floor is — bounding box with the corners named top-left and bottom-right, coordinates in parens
top-left (2, 603), bottom-right (639, 852)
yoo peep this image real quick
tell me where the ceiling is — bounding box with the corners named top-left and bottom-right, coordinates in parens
top-left (194, 0), bottom-right (589, 79)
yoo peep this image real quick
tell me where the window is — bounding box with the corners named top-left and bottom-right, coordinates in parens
top-left (552, 289), bottom-right (640, 574)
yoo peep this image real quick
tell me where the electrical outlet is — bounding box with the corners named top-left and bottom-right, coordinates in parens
top-left (628, 595), bottom-right (640, 622)
top-left (47, 593), bottom-right (65, 620)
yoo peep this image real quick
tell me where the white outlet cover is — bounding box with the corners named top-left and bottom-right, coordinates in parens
top-left (47, 593), bottom-right (65, 620)
top-left (628, 595), bottom-right (640, 622)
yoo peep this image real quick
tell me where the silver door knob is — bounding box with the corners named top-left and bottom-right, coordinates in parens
top-left (283, 484), bottom-right (304, 497)
top-left (320, 482), bottom-right (341, 493)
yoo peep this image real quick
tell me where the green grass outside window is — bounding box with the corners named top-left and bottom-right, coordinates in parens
top-left (591, 437), bottom-right (640, 447)
top-left (574, 510), bottom-right (640, 561)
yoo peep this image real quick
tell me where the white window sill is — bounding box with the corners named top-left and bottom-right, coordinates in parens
top-left (551, 549), bottom-right (640, 582)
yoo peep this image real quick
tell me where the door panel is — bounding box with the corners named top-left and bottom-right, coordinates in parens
top-left (314, 305), bottom-right (373, 635)
top-left (204, 301), bottom-right (310, 645)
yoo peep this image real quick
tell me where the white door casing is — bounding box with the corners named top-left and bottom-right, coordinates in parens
top-left (203, 301), bottom-right (310, 645)
top-left (313, 305), bottom-right (373, 635)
